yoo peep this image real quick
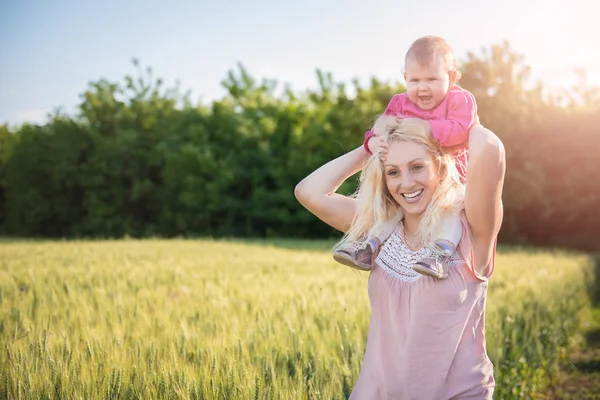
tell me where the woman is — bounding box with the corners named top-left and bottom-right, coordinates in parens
top-left (294, 117), bottom-right (505, 399)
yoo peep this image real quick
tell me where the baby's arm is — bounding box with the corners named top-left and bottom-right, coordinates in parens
top-left (429, 89), bottom-right (477, 147)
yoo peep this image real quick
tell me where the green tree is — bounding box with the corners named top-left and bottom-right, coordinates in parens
top-left (1, 46), bottom-right (599, 250)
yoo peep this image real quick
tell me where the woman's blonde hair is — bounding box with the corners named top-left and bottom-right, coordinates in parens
top-left (337, 116), bottom-right (465, 250)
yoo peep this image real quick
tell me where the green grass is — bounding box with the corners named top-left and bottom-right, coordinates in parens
top-left (0, 239), bottom-right (595, 399)
top-left (545, 256), bottom-right (600, 400)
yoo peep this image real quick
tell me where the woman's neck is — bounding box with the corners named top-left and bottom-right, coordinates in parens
top-left (402, 215), bottom-right (421, 238)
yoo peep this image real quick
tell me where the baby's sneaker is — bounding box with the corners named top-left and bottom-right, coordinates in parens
top-left (333, 238), bottom-right (381, 271)
top-left (412, 240), bottom-right (455, 279)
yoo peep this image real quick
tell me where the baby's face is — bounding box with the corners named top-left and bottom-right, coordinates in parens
top-left (404, 55), bottom-right (452, 111)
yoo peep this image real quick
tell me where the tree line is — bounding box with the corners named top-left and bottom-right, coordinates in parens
top-left (1, 42), bottom-right (599, 250)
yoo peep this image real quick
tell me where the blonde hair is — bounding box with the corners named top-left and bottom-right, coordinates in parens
top-left (405, 35), bottom-right (462, 81)
top-left (337, 116), bottom-right (465, 249)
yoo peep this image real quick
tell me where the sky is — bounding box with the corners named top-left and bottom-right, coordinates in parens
top-left (1, 0), bottom-right (599, 126)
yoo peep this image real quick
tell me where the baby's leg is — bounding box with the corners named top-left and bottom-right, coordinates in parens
top-left (436, 210), bottom-right (463, 255)
top-left (412, 210), bottom-right (462, 280)
top-left (373, 210), bottom-right (403, 243)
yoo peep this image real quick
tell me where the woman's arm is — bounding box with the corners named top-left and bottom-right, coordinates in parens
top-left (464, 125), bottom-right (506, 274)
top-left (294, 146), bottom-right (369, 233)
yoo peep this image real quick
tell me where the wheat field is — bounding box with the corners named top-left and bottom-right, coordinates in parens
top-left (0, 239), bottom-right (594, 399)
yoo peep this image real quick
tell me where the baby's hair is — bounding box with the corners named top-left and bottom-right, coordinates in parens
top-left (405, 36), bottom-right (462, 81)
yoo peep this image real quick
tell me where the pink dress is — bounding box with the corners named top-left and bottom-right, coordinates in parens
top-left (350, 212), bottom-right (495, 400)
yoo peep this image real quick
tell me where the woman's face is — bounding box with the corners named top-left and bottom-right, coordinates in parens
top-left (383, 140), bottom-right (440, 217)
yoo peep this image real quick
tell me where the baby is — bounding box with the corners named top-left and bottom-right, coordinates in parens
top-left (333, 36), bottom-right (477, 279)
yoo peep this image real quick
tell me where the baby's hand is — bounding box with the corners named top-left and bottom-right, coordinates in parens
top-left (368, 135), bottom-right (389, 161)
